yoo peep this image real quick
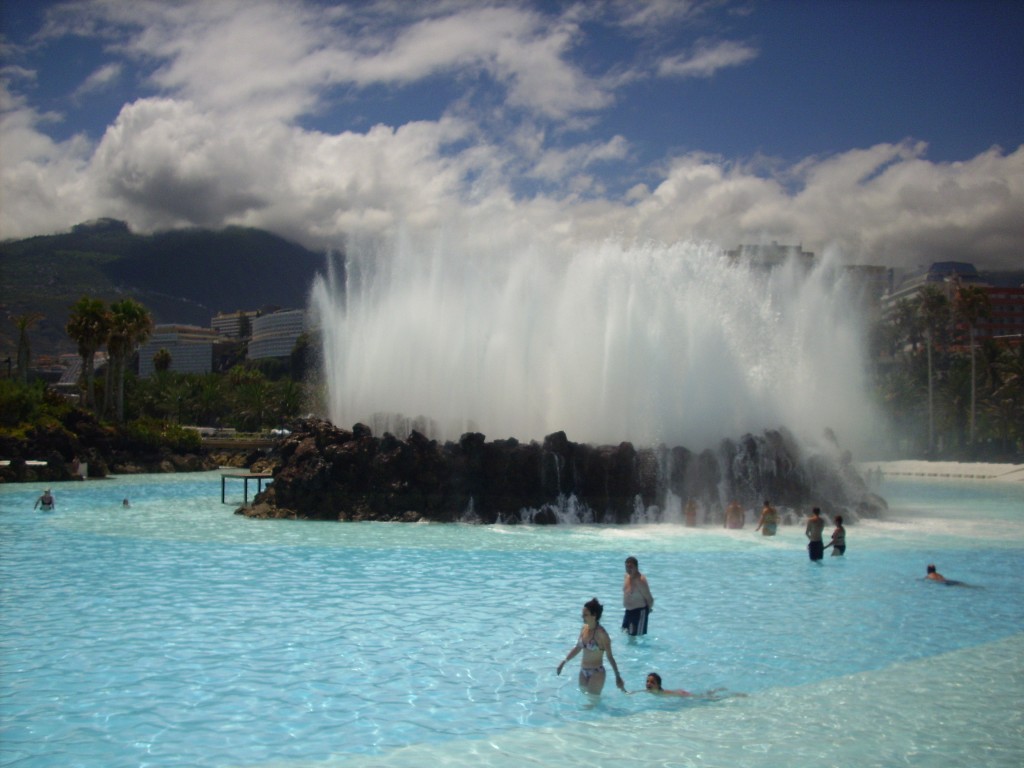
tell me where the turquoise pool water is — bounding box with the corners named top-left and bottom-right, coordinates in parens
top-left (2, 471), bottom-right (1022, 767)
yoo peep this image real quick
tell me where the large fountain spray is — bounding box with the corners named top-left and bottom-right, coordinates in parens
top-left (310, 227), bottom-right (878, 454)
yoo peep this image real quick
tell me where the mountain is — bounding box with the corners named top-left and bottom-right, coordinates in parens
top-left (0, 220), bottom-right (328, 359)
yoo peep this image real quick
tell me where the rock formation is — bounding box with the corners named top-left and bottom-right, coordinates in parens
top-left (241, 418), bottom-right (886, 524)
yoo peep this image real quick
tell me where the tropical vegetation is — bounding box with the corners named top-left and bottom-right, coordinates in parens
top-left (3, 296), bottom-right (312, 466)
top-left (872, 281), bottom-right (1022, 459)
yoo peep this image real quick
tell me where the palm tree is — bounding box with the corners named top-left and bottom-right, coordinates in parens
top-left (106, 299), bottom-right (153, 423)
top-left (153, 347), bottom-right (172, 373)
top-left (65, 297), bottom-right (111, 413)
top-left (986, 345), bottom-right (1024, 454)
top-left (916, 285), bottom-right (950, 456)
top-left (13, 312), bottom-right (44, 382)
top-left (952, 283), bottom-right (992, 448)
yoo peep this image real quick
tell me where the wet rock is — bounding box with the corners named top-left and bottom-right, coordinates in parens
top-left (245, 418), bottom-right (883, 524)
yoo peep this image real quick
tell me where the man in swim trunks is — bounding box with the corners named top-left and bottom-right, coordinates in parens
top-left (805, 507), bottom-right (825, 561)
top-left (755, 500), bottom-right (778, 536)
top-left (622, 556), bottom-right (654, 636)
top-left (557, 597), bottom-right (626, 694)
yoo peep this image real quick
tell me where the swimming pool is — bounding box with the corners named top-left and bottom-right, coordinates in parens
top-left (2, 471), bottom-right (1022, 767)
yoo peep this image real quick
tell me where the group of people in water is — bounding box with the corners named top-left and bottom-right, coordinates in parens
top-left (557, 556), bottom-right (743, 699)
top-left (32, 489), bottom-right (132, 510)
top-left (702, 498), bottom-right (846, 563)
top-left (556, 557), bottom-right (676, 697)
top-left (556, 506), bottom-right (968, 697)
top-left (800, 505), bottom-right (846, 561)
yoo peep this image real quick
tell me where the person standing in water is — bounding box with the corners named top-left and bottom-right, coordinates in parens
top-left (34, 489), bottom-right (55, 511)
top-left (622, 556), bottom-right (654, 637)
top-left (556, 597), bottom-right (626, 694)
top-left (724, 500), bottom-right (745, 529)
top-left (826, 515), bottom-right (846, 556)
top-left (684, 499), bottom-right (698, 527)
top-left (805, 507), bottom-right (825, 561)
top-left (755, 500), bottom-right (779, 536)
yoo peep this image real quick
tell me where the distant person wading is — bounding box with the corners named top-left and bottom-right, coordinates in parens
top-left (622, 556), bottom-right (654, 636)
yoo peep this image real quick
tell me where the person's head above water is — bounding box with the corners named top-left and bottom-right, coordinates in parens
top-left (927, 564), bottom-right (937, 574)
top-left (645, 672), bottom-right (663, 691)
top-left (583, 597), bottom-right (603, 622)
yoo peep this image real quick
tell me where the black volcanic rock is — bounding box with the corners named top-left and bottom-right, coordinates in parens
top-left (242, 418), bottom-right (887, 524)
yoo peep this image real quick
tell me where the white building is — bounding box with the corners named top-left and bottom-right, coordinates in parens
top-left (248, 309), bottom-right (307, 360)
top-left (211, 310), bottom-right (260, 339)
top-left (138, 324), bottom-right (218, 377)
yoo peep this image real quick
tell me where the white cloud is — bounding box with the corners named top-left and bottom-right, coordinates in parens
top-left (658, 38), bottom-right (758, 78)
top-left (74, 62), bottom-right (123, 99)
top-left (613, 0), bottom-right (703, 29)
top-left (39, 0), bottom-right (612, 123)
top-left (1, 0), bottom-right (1021, 273)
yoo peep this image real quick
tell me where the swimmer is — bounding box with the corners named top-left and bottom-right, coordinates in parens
top-left (755, 500), bottom-right (778, 536)
top-left (644, 672), bottom-right (691, 697)
top-left (122, 498), bottom-right (131, 508)
top-left (925, 564), bottom-right (970, 586)
top-left (556, 597), bottom-right (626, 695)
top-left (630, 672), bottom-right (746, 701)
top-left (34, 489), bottom-right (55, 511)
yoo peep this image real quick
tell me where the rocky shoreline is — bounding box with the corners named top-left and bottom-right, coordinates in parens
top-left (240, 418), bottom-right (887, 524)
top-left (0, 406), bottom-right (273, 483)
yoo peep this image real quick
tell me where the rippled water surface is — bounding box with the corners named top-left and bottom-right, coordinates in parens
top-left (2, 471), bottom-right (1023, 767)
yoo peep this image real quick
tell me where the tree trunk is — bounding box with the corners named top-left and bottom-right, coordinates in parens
top-left (926, 329), bottom-right (934, 456)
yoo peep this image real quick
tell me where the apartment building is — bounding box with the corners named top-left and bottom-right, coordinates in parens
top-left (248, 309), bottom-right (307, 360)
top-left (138, 324), bottom-right (219, 377)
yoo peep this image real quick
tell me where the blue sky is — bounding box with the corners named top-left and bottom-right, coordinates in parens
top-left (1, 0), bottom-right (1022, 269)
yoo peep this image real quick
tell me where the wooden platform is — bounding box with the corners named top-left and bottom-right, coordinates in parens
top-left (221, 472), bottom-right (273, 505)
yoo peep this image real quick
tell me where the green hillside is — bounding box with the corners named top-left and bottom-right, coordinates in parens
top-left (0, 219), bottom-right (327, 359)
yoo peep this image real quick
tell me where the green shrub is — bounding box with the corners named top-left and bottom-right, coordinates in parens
top-left (121, 418), bottom-right (202, 452)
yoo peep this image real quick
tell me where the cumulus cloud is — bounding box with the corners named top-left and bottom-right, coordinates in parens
top-left (2, 0), bottom-right (1022, 273)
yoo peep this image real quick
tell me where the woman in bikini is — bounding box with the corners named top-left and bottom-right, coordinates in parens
top-left (556, 597), bottom-right (626, 694)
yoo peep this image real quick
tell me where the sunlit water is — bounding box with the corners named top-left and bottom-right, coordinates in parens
top-left (2, 472), bottom-right (1022, 767)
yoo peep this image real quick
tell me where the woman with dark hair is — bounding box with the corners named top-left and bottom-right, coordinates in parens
top-left (827, 515), bottom-right (846, 556)
top-left (556, 597), bottom-right (626, 694)
top-left (644, 672), bottom-right (691, 697)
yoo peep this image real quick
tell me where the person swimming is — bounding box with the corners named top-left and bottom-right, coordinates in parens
top-left (925, 564), bottom-right (968, 586)
top-left (644, 672), bottom-right (691, 696)
top-left (631, 671), bottom-right (746, 701)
